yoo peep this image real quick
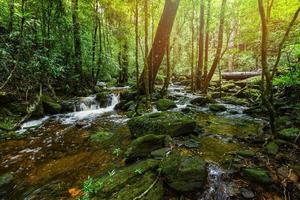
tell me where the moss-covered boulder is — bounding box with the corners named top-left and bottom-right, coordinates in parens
top-left (41, 95), bottom-right (61, 114)
top-left (209, 104), bottom-right (227, 112)
top-left (156, 99), bottom-right (177, 111)
top-left (160, 153), bottom-right (206, 192)
top-left (92, 159), bottom-right (160, 199)
top-left (222, 83), bottom-right (237, 92)
top-left (236, 88), bottom-right (260, 100)
top-left (96, 91), bottom-right (110, 107)
top-left (128, 112), bottom-right (197, 138)
top-left (242, 167), bottom-right (272, 184)
top-left (125, 134), bottom-right (169, 161)
top-left (0, 172), bottom-right (13, 188)
top-left (221, 96), bottom-right (249, 106)
top-left (279, 128), bottom-right (299, 141)
top-left (190, 95), bottom-right (215, 106)
top-left (265, 141), bottom-right (279, 155)
top-left (237, 150), bottom-right (255, 157)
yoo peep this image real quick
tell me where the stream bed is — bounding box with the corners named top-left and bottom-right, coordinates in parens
top-left (0, 85), bottom-right (274, 199)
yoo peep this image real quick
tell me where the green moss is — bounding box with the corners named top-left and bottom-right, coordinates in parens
top-left (237, 150), bottom-right (255, 157)
top-left (156, 99), bottom-right (177, 111)
top-left (125, 134), bottom-right (167, 160)
top-left (92, 159), bottom-right (160, 198)
top-left (128, 111), bottom-right (197, 138)
top-left (279, 128), bottom-right (299, 140)
top-left (190, 95), bottom-right (216, 106)
top-left (41, 95), bottom-right (61, 114)
top-left (0, 172), bottom-right (14, 187)
top-left (221, 96), bottom-right (249, 106)
top-left (265, 141), bottom-right (279, 155)
top-left (90, 131), bottom-right (114, 143)
top-left (160, 152), bottom-right (206, 192)
top-left (197, 137), bottom-right (240, 162)
top-left (242, 168), bottom-right (272, 184)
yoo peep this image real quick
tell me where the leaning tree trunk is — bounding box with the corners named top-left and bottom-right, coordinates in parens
top-left (139, 0), bottom-right (180, 94)
top-left (71, 0), bottom-right (82, 79)
top-left (203, 0), bottom-right (227, 92)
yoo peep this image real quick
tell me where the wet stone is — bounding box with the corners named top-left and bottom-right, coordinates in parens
top-left (240, 188), bottom-right (255, 199)
top-left (209, 104), bottom-right (227, 112)
top-left (156, 99), bottom-right (177, 111)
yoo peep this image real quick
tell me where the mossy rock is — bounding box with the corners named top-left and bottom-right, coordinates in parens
top-left (151, 148), bottom-right (171, 159)
top-left (222, 83), bottom-right (237, 92)
top-left (92, 159), bottom-right (160, 199)
top-left (160, 152), bottom-right (206, 192)
top-left (190, 95), bottom-right (216, 106)
top-left (41, 95), bottom-right (62, 114)
top-left (125, 134), bottom-right (169, 161)
top-left (128, 111), bottom-right (197, 138)
top-left (237, 150), bottom-right (255, 157)
top-left (236, 88), bottom-right (260, 100)
top-left (209, 104), bottom-right (227, 112)
top-left (221, 96), bottom-right (249, 106)
top-left (156, 99), bottom-right (177, 111)
top-left (242, 167), bottom-right (272, 184)
top-left (111, 172), bottom-right (163, 200)
top-left (0, 172), bottom-right (14, 187)
top-left (265, 141), bottom-right (279, 155)
top-left (279, 128), bottom-right (299, 141)
top-left (96, 91), bottom-right (111, 107)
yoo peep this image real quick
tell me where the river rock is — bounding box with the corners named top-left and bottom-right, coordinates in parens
top-left (265, 141), bottom-right (279, 155)
top-left (190, 95), bottom-right (216, 106)
top-left (221, 96), bottom-right (248, 106)
top-left (96, 91), bottom-right (111, 107)
top-left (279, 128), bottom-right (299, 141)
top-left (125, 134), bottom-right (169, 161)
top-left (92, 159), bottom-right (160, 199)
top-left (41, 95), bottom-right (62, 114)
top-left (156, 99), bottom-right (177, 111)
top-left (242, 167), bottom-right (272, 184)
top-left (209, 104), bottom-right (227, 112)
top-left (160, 152), bottom-right (206, 192)
top-left (240, 188), bottom-right (255, 199)
top-left (127, 111), bottom-right (197, 138)
top-left (0, 172), bottom-right (13, 188)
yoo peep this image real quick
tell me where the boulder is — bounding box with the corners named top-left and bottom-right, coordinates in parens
top-left (209, 104), bottom-right (227, 112)
top-left (221, 96), bottom-right (248, 106)
top-left (96, 91), bottom-right (110, 107)
top-left (92, 159), bottom-right (160, 199)
top-left (41, 95), bottom-right (62, 114)
top-left (160, 152), bottom-right (206, 192)
top-left (265, 141), bottom-right (279, 155)
top-left (128, 112), bottom-right (197, 138)
top-left (125, 134), bottom-right (169, 161)
top-left (279, 128), bottom-right (299, 141)
top-left (242, 167), bottom-right (272, 184)
top-left (156, 99), bottom-right (177, 111)
top-left (151, 148), bottom-right (171, 159)
top-left (190, 95), bottom-right (216, 106)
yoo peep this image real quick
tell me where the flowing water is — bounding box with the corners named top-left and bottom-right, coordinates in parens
top-left (0, 85), bottom-right (264, 200)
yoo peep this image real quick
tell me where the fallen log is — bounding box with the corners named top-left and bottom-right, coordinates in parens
top-left (222, 71), bottom-right (261, 80)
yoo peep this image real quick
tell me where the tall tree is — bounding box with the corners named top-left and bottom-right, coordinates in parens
top-left (71, 0), bottom-right (82, 79)
top-left (8, 0), bottom-right (14, 33)
top-left (196, 0), bottom-right (205, 90)
top-left (204, 0), bottom-right (211, 81)
top-left (139, 0), bottom-right (180, 93)
top-left (135, 0), bottom-right (139, 89)
top-left (190, 0), bottom-right (196, 91)
top-left (203, 0), bottom-right (227, 92)
top-left (144, 0), bottom-right (150, 107)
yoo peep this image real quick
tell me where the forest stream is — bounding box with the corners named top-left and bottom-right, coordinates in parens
top-left (0, 85), bottom-right (274, 200)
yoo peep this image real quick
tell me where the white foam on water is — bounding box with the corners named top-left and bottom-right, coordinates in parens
top-left (58, 93), bottom-right (120, 124)
top-left (16, 116), bottom-right (50, 134)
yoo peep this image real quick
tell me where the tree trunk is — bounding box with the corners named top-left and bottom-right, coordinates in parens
top-left (196, 0), bottom-right (205, 90)
top-left (135, 0), bottom-right (139, 89)
top-left (71, 0), bottom-right (82, 79)
top-left (139, 0), bottom-right (180, 93)
top-left (258, 0), bottom-right (276, 135)
top-left (204, 0), bottom-right (211, 82)
top-left (203, 0), bottom-right (227, 92)
top-left (91, 0), bottom-right (99, 83)
top-left (8, 0), bottom-right (14, 33)
top-left (144, 0), bottom-right (150, 108)
top-left (190, 0), bottom-right (195, 91)
top-left (118, 42), bottom-right (129, 84)
top-left (161, 40), bottom-right (171, 97)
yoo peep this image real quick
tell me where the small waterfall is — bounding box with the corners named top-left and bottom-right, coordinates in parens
top-left (200, 164), bottom-right (230, 200)
top-left (59, 93), bottom-right (120, 124)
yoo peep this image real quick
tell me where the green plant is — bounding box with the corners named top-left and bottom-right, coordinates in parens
top-left (113, 148), bottom-right (122, 157)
